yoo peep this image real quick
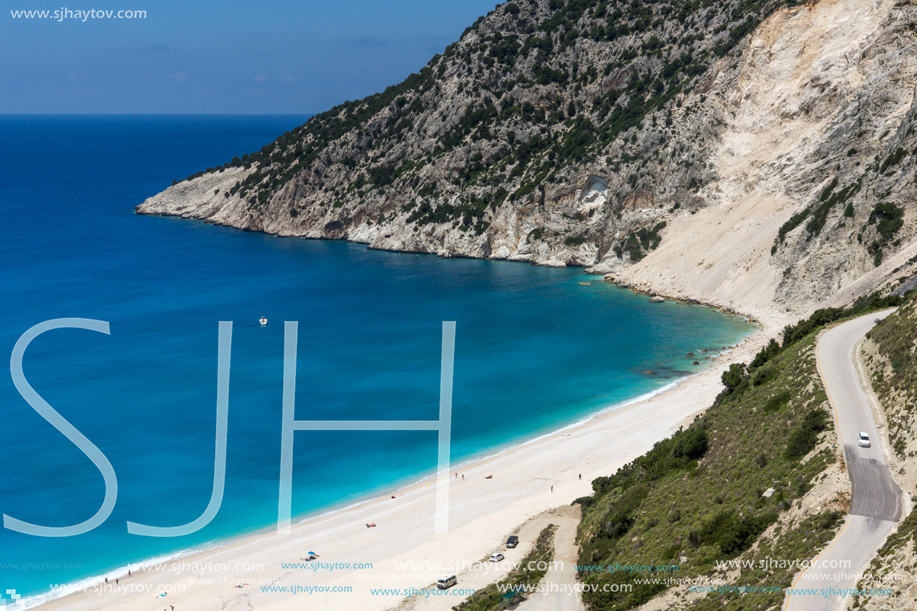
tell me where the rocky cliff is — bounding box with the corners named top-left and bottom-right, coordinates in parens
top-left (137, 0), bottom-right (917, 321)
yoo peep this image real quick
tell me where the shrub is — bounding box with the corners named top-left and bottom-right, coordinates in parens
top-left (776, 208), bottom-right (810, 244)
top-left (879, 148), bottom-right (909, 173)
top-left (752, 367), bottom-right (777, 387)
top-left (721, 363), bottom-right (747, 393)
top-left (719, 512), bottom-right (778, 555)
top-left (689, 510), bottom-right (778, 556)
top-left (673, 428), bottom-right (708, 460)
top-left (785, 409), bottom-right (829, 460)
top-left (806, 180), bottom-right (861, 239)
top-left (870, 203), bottom-right (904, 239)
top-left (564, 235), bottom-right (587, 247)
top-left (782, 308), bottom-right (844, 347)
top-left (764, 391), bottom-right (791, 413)
top-left (750, 339), bottom-right (781, 369)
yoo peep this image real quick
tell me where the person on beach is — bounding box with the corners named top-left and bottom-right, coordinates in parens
top-left (579, 474), bottom-right (581, 479)
top-left (550, 486), bottom-right (554, 493)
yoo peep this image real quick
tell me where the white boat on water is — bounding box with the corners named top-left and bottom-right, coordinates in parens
top-left (260, 316), bottom-right (268, 326)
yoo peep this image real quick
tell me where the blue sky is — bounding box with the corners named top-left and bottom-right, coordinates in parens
top-left (1, 0), bottom-right (501, 114)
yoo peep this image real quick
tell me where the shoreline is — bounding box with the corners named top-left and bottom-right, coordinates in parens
top-left (16, 367), bottom-right (698, 610)
top-left (9, 252), bottom-right (765, 610)
top-left (145, 211), bottom-right (788, 333)
top-left (32, 320), bottom-right (773, 611)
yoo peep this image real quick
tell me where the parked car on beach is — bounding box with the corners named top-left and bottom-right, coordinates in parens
top-left (506, 536), bottom-right (519, 548)
top-left (490, 553), bottom-right (504, 562)
top-left (436, 575), bottom-right (457, 589)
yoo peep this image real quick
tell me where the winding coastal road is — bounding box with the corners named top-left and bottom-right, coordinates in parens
top-left (785, 310), bottom-right (902, 611)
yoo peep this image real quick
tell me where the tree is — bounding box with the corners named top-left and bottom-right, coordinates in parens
top-left (721, 363), bottom-right (747, 393)
top-left (673, 428), bottom-right (708, 460)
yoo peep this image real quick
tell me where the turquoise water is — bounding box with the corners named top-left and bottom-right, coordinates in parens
top-left (0, 116), bottom-right (755, 604)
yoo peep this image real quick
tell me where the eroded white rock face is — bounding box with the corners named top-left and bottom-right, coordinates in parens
top-left (577, 176), bottom-right (609, 215)
top-left (138, 167), bottom-right (252, 221)
top-left (618, 0), bottom-right (917, 320)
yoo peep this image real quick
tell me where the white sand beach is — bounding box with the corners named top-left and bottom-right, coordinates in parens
top-left (36, 327), bottom-right (772, 611)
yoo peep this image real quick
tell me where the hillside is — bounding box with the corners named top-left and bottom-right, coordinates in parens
top-left (138, 0), bottom-right (917, 319)
top-left (573, 294), bottom-right (903, 611)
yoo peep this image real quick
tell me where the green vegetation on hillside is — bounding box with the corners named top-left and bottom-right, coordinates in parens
top-left (613, 222), bottom-right (667, 261)
top-left (575, 293), bottom-right (904, 611)
top-left (772, 178), bottom-right (862, 254)
top-left (176, 0), bottom-right (805, 241)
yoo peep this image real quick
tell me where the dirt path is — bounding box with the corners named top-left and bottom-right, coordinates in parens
top-left (394, 504), bottom-right (583, 611)
top-left (520, 504), bottom-right (584, 611)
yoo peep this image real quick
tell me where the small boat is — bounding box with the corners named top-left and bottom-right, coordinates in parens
top-left (260, 316), bottom-right (268, 326)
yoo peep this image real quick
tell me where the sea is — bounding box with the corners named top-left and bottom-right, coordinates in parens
top-left (0, 115), bottom-right (755, 606)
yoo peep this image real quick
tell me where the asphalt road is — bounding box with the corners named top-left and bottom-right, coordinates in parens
top-left (785, 310), bottom-right (901, 611)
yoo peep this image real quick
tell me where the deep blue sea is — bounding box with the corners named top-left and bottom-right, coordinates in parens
top-left (0, 115), bottom-right (755, 605)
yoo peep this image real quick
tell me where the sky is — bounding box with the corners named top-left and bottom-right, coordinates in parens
top-left (0, 0), bottom-right (502, 114)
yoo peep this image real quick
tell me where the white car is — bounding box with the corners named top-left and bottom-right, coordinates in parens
top-left (436, 574), bottom-right (457, 589)
top-left (858, 432), bottom-right (871, 448)
top-left (490, 553), bottom-right (504, 563)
